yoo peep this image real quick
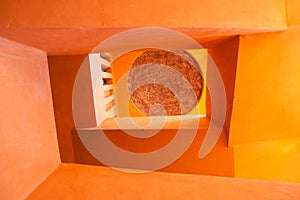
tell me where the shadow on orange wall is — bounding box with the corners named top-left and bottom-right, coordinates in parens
top-left (208, 37), bottom-right (239, 136)
top-left (48, 55), bottom-right (85, 163)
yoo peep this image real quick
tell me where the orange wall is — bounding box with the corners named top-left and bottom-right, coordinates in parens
top-left (0, 37), bottom-right (60, 199)
top-left (98, 128), bottom-right (234, 176)
top-left (229, 27), bottom-right (300, 146)
top-left (74, 127), bottom-right (234, 176)
top-left (286, 0), bottom-right (300, 26)
top-left (208, 37), bottom-right (239, 134)
top-left (234, 137), bottom-right (300, 183)
top-left (27, 164), bottom-right (300, 200)
top-left (48, 55), bottom-right (87, 162)
top-left (0, 0), bottom-right (286, 28)
top-left (2, 0), bottom-right (300, 194)
top-left (0, 0), bottom-right (287, 55)
top-left (229, 27), bottom-right (300, 183)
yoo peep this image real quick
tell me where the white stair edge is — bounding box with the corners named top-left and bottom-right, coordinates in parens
top-left (103, 84), bottom-right (113, 91)
top-left (106, 105), bottom-right (116, 118)
top-left (100, 57), bottom-right (110, 67)
top-left (102, 72), bottom-right (112, 79)
top-left (105, 95), bottom-right (115, 104)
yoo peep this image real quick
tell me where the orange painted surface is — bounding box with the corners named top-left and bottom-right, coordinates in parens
top-left (0, 0), bottom-right (287, 55)
top-left (27, 163), bottom-right (300, 200)
top-left (286, 0), bottom-right (300, 26)
top-left (208, 37), bottom-right (239, 135)
top-left (1, 0), bottom-right (300, 197)
top-left (229, 27), bottom-right (300, 146)
top-left (74, 118), bottom-right (234, 176)
top-left (0, 37), bottom-right (60, 200)
top-left (48, 55), bottom-right (86, 162)
top-left (0, 28), bottom-right (238, 55)
top-left (234, 137), bottom-right (300, 183)
top-left (158, 128), bottom-right (233, 176)
top-left (0, 0), bottom-right (286, 28)
top-left (95, 117), bottom-right (234, 176)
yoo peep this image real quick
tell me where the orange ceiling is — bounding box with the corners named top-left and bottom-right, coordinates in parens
top-left (0, 0), bottom-right (287, 55)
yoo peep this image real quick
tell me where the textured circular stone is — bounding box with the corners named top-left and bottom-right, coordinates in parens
top-left (128, 49), bottom-right (203, 116)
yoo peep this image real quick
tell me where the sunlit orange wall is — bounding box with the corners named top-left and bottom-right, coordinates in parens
top-left (230, 27), bottom-right (300, 183)
top-left (286, 0), bottom-right (300, 26)
top-left (229, 27), bottom-right (300, 146)
top-left (0, 37), bottom-right (60, 200)
top-left (234, 137), bottom-right (300, 183)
